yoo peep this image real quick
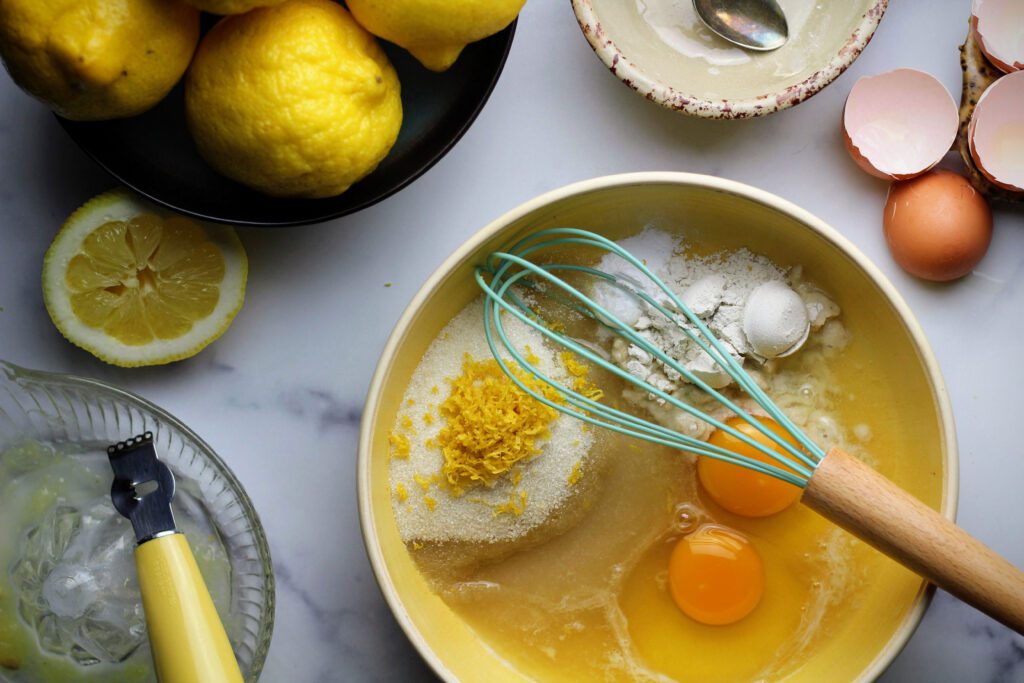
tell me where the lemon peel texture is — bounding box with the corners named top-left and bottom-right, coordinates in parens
top-left (347, 0), bottom-right (526, 72)
top-left (182, 0), bottom-right (287, 15)
top-left (185, 0), bottom-right (403, 198)
top-left (0, 0), bottom-right (199, 120)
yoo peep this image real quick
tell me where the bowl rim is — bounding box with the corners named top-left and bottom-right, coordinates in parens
top-left (0, 359), bottom-right (276, 680)
top-left (357, 171), bottom-right (959, 682)
top-left (569, 0), bottom-right (889, 119)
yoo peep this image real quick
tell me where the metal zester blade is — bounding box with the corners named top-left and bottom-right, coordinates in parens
top-left (107, 432), bottom-right (178, 543)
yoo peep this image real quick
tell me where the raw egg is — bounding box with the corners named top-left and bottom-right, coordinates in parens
top-left (668, 524), bottom-right (764, 626)
top-left (884, 170), bottom-right (993, 282)
top-left (698, 416), bottom-right (803, 517)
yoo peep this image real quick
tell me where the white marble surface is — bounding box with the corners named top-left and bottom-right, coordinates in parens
top-left (1, 1), bottom-right (1023, 681)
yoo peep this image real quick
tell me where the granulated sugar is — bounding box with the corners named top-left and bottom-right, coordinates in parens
top-left (389, 298), bottom-right (594, 545)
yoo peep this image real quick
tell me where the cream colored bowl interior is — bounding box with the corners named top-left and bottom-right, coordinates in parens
top-left (358, 173), bottom-right (957, 682)
top-left (573, 0), bottom-right (886, 117)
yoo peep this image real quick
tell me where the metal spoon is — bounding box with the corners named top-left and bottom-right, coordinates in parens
top-left (692, 0), bottom-right (789, 51)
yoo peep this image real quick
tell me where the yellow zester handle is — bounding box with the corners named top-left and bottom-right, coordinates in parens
top-left (135, 533), bottom-right (244, 683)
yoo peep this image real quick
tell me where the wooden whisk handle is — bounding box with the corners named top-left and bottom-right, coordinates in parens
top-left (802, 448), bottom-right (1024, 634)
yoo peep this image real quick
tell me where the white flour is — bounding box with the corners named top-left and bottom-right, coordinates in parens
top-left (592, 228), bottom-right (839, 392)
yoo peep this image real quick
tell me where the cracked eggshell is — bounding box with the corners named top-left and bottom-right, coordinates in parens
top-left (971, 0), bottom-right (1024, 74)
top-left (843, 69), bottom-right (959, 180)
top-left (968, 69), bottom-right (1024, 193)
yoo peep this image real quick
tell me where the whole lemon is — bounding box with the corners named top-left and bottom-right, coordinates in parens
top-left (0, 0), bottom-right (199, 121)
top-left (346, 0), bottom-right (526, 72)
top-left (185, 0), bottom-right (403, 198)
top-left (182, 0), bottom-right (287, 15)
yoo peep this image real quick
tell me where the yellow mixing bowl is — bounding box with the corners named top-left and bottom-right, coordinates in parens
top-left (358, 172), bottom-right (957, 682)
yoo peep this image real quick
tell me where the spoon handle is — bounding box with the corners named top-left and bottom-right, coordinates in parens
top-left (802, 447), bottom-right (1024, 634)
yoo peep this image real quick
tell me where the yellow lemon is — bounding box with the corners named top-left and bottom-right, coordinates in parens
top-left (346, 0), bottom-right (525, 72)
top-left (185, 0), bottom-right (403, 198)
top-left (43, 190), bottom-right (248, 367)
top-left (182, 0), bottom-right (286, 15)
top-left (0, 0), bottom-right (199, 121)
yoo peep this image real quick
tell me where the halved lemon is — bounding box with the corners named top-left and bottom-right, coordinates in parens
top-left (43, 190), bottom-right (247, 367)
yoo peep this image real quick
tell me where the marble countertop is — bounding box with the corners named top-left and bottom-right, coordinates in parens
top-left (2, 1), bottom-right (1023, 681)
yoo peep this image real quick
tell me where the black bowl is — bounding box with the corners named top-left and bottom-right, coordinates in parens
top-left (57, 20), bottom-right (516, 227)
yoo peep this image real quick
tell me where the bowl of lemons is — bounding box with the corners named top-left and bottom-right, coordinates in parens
top-left (0, 0), bottom-right (521, 226)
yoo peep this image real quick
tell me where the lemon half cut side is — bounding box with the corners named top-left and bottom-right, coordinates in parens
top-left (43, 190), bottom-right (248, 367)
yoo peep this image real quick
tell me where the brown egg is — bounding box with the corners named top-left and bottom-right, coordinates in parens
top-left (883, 170), bottom-right (993, 281)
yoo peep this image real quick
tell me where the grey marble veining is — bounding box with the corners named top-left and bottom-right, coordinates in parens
top-left (1, 0), bottom-right (1023, 681)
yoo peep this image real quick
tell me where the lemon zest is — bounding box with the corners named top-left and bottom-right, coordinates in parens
top-left (388, 431), bottom-right (410, 459)
top-left (492, 489), bottom-right (528, 517)
top-left (436, 355), bottom-right (563, 496)
top-left (424, 496), bottom-right (437, 511)
top-left (560, 351), bottom-right (604, 401)
top-left (523, 345), bottom-right (541, 367)
top-left (567, 461), bottom-right (582, 486)
top-left (395, 483), bottom-right (408, 502)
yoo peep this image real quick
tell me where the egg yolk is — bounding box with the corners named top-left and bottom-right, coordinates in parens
top-left (698, 416), bottom-right (803, 517)
top-left (668, 524), bottom-right (764, 625)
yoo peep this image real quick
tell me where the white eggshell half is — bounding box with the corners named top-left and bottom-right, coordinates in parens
top-left (843, 68), bottom-right (959, 180)
top-left (972, 0), bottom-right (1024, 74)
top-left (968, 69), bottom-right (1024, 193)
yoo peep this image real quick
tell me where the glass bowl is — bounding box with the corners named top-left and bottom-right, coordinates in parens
top-left (0, 361), bottom-right (274, 682)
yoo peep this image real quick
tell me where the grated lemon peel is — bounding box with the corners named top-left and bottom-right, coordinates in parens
top-left (567, 461), bottom-right (583, 486)
top-left (560, 351), bottom-right (604, 401)
top-left (388, 431), bottom-right (410, 459)
top-left (435, 355), bottom-right (564, 497)
top-left (393, 347), bottom-right (601, 522)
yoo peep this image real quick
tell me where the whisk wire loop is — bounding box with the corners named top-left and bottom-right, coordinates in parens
top-left (480, 262), bottom-right (812, 483)
top-left (498, 229), bottom-right (824, 462)
top-left (486, 258), bottom-right (806, 467)
top-left (477, 277), bottom-right (805, 483)
top-left (476, 269), bottom-right (808, 482)
top-left (490, 232), bottom-right (810, 451)
top-left (476, 228), bottom-right (828, 487)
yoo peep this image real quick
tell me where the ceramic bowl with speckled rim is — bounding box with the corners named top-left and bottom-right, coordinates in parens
top-left (572, 0), bottom-right (888, 119)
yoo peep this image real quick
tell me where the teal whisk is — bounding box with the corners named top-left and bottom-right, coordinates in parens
top-left (475, 227), bottom-right (1024, 634)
